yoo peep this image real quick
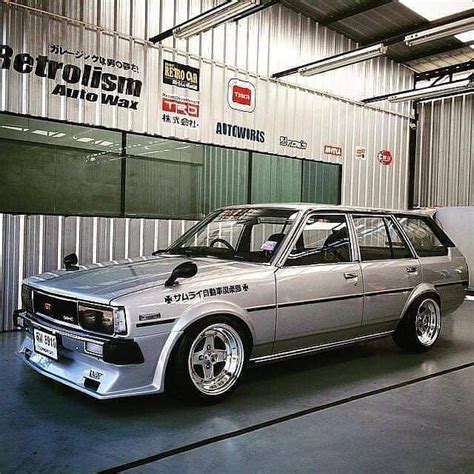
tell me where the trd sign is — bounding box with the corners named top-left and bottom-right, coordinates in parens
top-left (227, 78), bottom-right (256, 113)
top-left (162, 97), bottom-right (199, 117)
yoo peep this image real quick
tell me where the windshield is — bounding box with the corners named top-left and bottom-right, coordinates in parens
top-left (165, 208), bottom-right (299, 263)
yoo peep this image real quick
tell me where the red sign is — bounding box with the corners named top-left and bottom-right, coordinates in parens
top-left (232, 85), bottom-right (252, 106)
top-left (162, 97), bottom-right (199, 117)
top-left (378, 149), bottom-right (393, 165)
top-left (227, 78), bottom-right (256, 112)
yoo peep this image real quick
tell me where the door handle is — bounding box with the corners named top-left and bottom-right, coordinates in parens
top-left (344, 272), bottom-right (358, 280)
top-left (406, 266), bottom-right (418, 274)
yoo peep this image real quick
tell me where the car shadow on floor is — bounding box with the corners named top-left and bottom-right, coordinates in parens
top-left (22, 327), bottom-right (471, 423)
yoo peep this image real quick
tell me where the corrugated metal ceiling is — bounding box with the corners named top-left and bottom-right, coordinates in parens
top-left (283, 0), bottom-right (473, 71)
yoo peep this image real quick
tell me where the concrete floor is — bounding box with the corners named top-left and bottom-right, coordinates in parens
top-left (1, 301), bottom-right (473, 473)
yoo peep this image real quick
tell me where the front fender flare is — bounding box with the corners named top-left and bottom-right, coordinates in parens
top-left (151, 300), bottom-right (256, 392)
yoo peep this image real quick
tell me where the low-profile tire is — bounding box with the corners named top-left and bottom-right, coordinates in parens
top-left (392, 295), bottom-right (441, 352)
top-left (166, 315), bottom-right (248, 403)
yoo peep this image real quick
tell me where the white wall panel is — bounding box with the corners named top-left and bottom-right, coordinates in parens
top-left (415, 94), bottom-right (474, 207)
top-left (0, 213), bottom-right (197, 331)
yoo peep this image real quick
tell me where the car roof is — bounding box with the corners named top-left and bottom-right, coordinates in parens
top-left (220, 203), bottom-right (433, 216)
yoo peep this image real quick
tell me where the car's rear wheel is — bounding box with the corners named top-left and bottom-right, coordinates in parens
top-left (393, 296), bottom-right (441, 352)
top-left (167, 316), bottom-right (247, 403)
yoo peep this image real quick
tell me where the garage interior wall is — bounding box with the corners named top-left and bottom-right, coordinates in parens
top-left (0, 1), bottom-right (414, 331)
top-left (414, 94), bottom-right (474, 207)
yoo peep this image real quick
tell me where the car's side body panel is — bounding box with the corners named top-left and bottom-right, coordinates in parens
top-left (273, 262), bottom-right (364, 352)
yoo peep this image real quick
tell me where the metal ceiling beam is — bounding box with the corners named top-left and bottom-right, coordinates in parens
top-left (359, 8), bottom-right (474, 46)
top-left (401, 42), bottom-right (473, 63)
top-left (414, 60), bottom-right (474, 82)
top-left (318, 0), bottom-right (392, 26)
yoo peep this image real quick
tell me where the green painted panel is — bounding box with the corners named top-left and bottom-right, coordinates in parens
top-left (251, 153), bottom-right (302, 204)
top-left (200, 146), bottom-right (249, 216)
top-left (302, 161), bottom-right (341, 204)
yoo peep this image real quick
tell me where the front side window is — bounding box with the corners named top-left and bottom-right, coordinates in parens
top-left (285, 214), bottom-right (351, 266)
top-left (353, 216), bottom-right (412, 261)
top-left (167, 208), bottom-right (299, 263)
top-left (396, 216), bottom-right (451, 257)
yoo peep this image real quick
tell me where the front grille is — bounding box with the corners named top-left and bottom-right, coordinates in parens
top-left (33, 292), bottom-right (78, 325)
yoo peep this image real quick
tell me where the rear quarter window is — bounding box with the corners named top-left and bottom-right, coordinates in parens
top-left (396, 215), bottom-right (453, 257)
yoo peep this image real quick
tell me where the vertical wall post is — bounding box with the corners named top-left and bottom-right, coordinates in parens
top-left (120, 132), bottom-right (127, 216)
top-left (407, 103), bottom-right (419, 209)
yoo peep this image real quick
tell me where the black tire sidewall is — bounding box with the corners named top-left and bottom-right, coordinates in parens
top-left (166, 315), bottom-right (248, 403)
top-left (393, 295), bottom-right (441, 352)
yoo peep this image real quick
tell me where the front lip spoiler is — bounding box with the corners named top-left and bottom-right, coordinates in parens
top-left (16, 351), bottom-right (158, 400)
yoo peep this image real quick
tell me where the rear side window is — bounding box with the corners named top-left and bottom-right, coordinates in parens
top-left (396, 216), bottom-right (452, 257)
top-left (353, 216), bottom-right (412, 261)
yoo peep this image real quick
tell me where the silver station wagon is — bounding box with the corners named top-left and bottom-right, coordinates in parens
top-left (15, 204), bottom-right (469, 402)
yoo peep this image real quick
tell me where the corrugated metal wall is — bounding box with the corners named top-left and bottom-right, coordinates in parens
top-left (415, 94), bottom-right (474, 207)
top-left (0, 1), bottom-right (413, 210)
top-left (0, 213), bottom-right (197, 331)
top-left (0, 0), bottom-right (416, 330)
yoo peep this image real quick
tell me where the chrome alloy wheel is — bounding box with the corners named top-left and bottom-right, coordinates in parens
top-left (415, 299), bottom-right (441, 346)
top-left (188, 323), bottom-right (244, 396)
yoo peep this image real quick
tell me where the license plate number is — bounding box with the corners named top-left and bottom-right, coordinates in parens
top-left (33, 329), bottom-right (58, 360)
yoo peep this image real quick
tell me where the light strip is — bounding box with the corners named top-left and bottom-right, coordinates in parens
top-left (298, 44), bottom-right (388, 76)
top-left (173, 0), bottom-right (259, 40)
top-left (405, 17), bottom-right (474, 46)
top-left (388, 78), bottom-right (473, 103)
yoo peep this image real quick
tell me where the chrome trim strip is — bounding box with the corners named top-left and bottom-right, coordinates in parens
top-left (435, 280), bottom-right (468, 288)
top-left (250, 331), bottom-right (394, 364)
top-left (19, 311), bottom-right (108, 344)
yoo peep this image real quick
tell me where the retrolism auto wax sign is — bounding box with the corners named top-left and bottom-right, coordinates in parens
top-left (0, 44), bottom-right (143, 110)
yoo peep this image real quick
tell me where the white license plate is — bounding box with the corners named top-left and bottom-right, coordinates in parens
top-left (33, 328), bottom-right (58, 361)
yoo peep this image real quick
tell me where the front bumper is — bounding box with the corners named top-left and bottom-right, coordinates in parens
top-left (15, 310), bottom-right (170, 399)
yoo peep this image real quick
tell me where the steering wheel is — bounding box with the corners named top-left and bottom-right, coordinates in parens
top-left (210, 238), bottom-right (235, 251)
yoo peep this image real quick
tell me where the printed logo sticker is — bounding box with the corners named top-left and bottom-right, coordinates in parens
top-left (324, 145), bottom-right (343, 157)
top-left (227, 78), bottom-right (256, 112)
top-left (378, 149), bottom-right (393, 165)
top-left (355, 146), bottom-right (366, 160)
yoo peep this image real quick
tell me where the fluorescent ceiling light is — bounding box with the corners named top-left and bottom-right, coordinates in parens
top-left (455, 29), bottom-right (474, 42)
top-left (405, 17), bottom-right (474, 46)
top-left (299, 44), bottom-right (388, 76)
top-left (173, 0), bottom-right (259, 40)
top-left (399, 0), bottom-right (473, 21)
top-left (75, 137), bottom-right (94, 143)
top-left (388, 77), bottom-right (473, 102)
top-left (1, 125), bottom-right (28, 131)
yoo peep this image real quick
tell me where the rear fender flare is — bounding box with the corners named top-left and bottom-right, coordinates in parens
top-left (399, 283), bottom-right (440, 321)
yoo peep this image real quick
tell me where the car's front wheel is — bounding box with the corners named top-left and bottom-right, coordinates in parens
top-left (167, 316), bottom-right (247, 403)
top-left (393, 296), bottom-right (441, 352)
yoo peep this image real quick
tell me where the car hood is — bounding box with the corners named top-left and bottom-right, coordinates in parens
top-left (24, 255), bottom-right (263, 305)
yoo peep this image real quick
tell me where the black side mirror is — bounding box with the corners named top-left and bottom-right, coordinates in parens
top-left (64, 253), bottom-right (79, 271)
top-left (165, 262), bottom-right (198, 287)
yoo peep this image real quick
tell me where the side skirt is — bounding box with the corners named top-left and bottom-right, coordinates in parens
top-left (249, 330), bottom-right (394, 365)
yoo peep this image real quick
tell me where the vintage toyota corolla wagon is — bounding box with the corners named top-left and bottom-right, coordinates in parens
top-left (15, 204), bottom-right (468, 402)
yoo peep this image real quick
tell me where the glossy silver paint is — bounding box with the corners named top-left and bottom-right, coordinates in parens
top-left (16, 204), bottom-right (468, 399)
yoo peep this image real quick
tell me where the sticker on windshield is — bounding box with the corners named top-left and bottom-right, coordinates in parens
top-left (164, 284), bottom-right (249, 304)
top-left (261, 240), bottom-right (278, 252)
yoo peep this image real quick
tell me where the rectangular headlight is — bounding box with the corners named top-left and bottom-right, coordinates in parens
top-left (21, 285), bottom-right (33, 312)
top-left (78, 304), bottom-right (114, 335)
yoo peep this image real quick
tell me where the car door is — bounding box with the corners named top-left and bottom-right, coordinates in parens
top-left (351, 214), bottom-right (422, 336)
top-left (273, 213), bottom-right (364, 353)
